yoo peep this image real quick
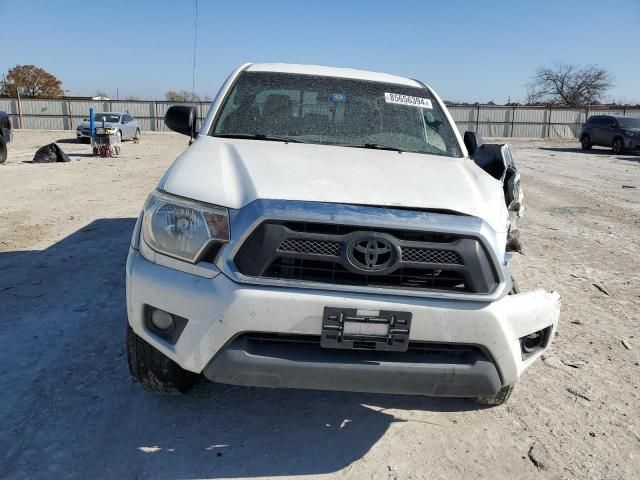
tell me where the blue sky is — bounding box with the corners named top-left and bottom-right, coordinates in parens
top-left (1, 0), bottom-right (638, 103)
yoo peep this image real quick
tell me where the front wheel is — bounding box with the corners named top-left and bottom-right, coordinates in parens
top-left (612, 138), bottom-right (624, 154)
top-left (580, 135), bottom-right (592, 150)
top-left (476, 385), bottom-right (514, 406)
top-left (134, 128), bottom-right (140, 142)
top-left (0, 136), bottom-right (7, 164)
top-left (126, 326), bottom-right (198, 394)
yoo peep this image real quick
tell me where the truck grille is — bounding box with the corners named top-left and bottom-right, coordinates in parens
top-left (278, 238), bottom-right (342, 257)
top-left (401, 247), bottom-right (462, 265)
top-left (233, 221), bottom-right (497, 294)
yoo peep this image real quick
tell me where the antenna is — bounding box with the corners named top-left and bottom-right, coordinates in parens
top-left (192, 0), bottom-right (198, 96)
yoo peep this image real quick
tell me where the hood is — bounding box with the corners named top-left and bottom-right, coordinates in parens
top-left (161, 136), bottom-right (509, 233)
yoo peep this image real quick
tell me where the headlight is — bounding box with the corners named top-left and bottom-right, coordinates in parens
top-left (624, 130), bottom-right (636, 137)
top-left (142, 191), bottom-right (230, 263)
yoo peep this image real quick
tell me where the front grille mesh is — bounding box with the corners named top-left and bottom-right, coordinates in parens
top-left (278, 239), bottom-right (342, 257)
top-left (402, 247), bottom-right (463, 265)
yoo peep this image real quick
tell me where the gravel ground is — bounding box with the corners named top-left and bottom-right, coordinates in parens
top-left (0, 130), bottom-right (639, 480)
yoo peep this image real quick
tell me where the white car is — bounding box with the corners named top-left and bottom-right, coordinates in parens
top-left (76, 112), bottom-right (141, 142)
top-left (126, 63), bottom-right (560, 405)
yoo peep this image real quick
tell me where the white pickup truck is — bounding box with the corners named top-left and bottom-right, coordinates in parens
top-left (126, 63), bottom-right (560, 405)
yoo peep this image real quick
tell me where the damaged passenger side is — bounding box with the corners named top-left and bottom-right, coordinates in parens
top-left (464, 131), bottom-right (524, 252)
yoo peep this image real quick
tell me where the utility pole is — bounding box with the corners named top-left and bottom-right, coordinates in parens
top-left (192, 0), bottom-right (198, 95)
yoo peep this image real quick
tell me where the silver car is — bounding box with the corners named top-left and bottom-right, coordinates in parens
top-left (76, 112), bottom-right (141, 143)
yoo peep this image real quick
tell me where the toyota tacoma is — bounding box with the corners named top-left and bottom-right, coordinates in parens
top-left (126, 63), bottom-right (560, 405)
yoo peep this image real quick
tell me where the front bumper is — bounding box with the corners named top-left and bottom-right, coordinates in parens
top-left (624, 137), bottom-right (640, 151)
top-left (126, 248), bottom-right (561, 395)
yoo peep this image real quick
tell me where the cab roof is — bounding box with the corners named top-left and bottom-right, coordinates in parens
top-left (245, 63), bottom-right (423, 88)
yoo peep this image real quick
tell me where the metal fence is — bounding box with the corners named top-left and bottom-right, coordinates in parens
top-left (1, 97), bottom-right (639, 138)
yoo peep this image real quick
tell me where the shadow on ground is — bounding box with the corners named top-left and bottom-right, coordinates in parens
top-left (539, 146), bottom-right (640, 162)
top-left (56, 137), bottom-right (83, 144)
top-left (0, 218), bottom-right (479, 479)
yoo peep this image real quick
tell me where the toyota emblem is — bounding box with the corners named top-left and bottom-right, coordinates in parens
top-left (345, 235), bottom-right (398, 273)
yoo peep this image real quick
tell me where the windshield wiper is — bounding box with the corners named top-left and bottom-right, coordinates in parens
top-left (340, 143), bottom-right (404, 152)
top-left (213, 133), bottom-right (302, 143)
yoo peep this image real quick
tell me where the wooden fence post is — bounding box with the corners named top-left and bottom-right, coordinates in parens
top-left (16, 93), bottom-right (23, 129)
top-left (67, 98), bottom-right (72, 130)
top-left (475, 104), bottom-right (480, 132)
top-left (510, 106), bottom-right (516, 137)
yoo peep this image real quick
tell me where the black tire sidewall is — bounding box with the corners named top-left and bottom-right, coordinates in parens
top-left (613, 138), bottom-right (623, 154)
top-left (581, 135), bottom-right (591, 150)
top-left (0, 136), bottom-right (6, 164)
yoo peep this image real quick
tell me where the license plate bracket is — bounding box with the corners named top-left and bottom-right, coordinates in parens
top-left (320, 307), bottom-right (412, 352)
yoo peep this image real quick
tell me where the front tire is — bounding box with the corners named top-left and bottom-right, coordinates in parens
top-left (612, 138), bottom-right (624, 154)
top-left (476, 385), bottom-right (514, 406)
top-left (580, 134), bottom-right (592, 150)
top-left (126, 326), bottom-right (197, 394)
top-left (0, 136), bottom-right (7, 164)
top-left (134, 128), bottom-right (140, 142)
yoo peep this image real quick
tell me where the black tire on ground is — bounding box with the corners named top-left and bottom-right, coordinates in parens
top-left (126, 326), bottom-right (198, 394)
top-left (0, 136), bottom-right (6, 164)
top-left (134, 128), bottom-right (140, 142)
top-left (580, 134), bottom-right (592, 150)
top-left (476, 385), bottom-right (515, 406)
top-left (612, 137), bottom-right (624, 155)
top-left (92, 147), bottom-right (98, 156)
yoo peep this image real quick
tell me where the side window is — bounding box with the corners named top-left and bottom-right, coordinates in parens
top-left (608, 118), bottom-right (618, 128)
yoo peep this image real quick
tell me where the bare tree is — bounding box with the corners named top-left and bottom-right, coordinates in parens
top-left (527, 63), bottom-right (613, 106)
top-left (165, 90), bottom-right (211, 102)
top-left (3, 65), bottom-right (64, 97)
top-left (165, 90), bottom-right (199, 102)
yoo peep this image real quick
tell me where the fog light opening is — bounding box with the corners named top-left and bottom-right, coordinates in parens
top-left (150, 309), bottom-right (174, 331)
top-left (520, 327), bottom-right (551, 359)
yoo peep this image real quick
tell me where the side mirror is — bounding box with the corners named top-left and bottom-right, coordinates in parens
top-left (165, 105), bottom-right (197, 137)
top-left (463, 131), bottom-right (484, 157)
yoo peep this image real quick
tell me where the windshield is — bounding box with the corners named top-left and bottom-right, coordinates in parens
top-left (211, 72), bottom-right (463, 157)
top-left (92, 113), bottom-right (120, 123)
top-left (618, 117), bottom-right (640, 129)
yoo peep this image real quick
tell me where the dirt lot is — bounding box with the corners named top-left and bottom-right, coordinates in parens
top-left (0, 130), bottom-right (639, 480)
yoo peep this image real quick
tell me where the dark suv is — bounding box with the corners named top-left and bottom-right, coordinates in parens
top-left (580, 115), bottom-right (640, 154)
